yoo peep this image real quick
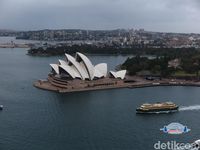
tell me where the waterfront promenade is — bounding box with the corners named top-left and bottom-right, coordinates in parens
top-left (33, 76), bottom-right (200, 93)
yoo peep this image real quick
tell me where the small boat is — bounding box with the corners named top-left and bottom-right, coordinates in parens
top-left (136, 102), bottom-right (178, 114)
top-left (0, 105), bottom-right (3, 110)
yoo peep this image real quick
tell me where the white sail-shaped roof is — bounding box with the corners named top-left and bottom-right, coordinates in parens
top-left (94, 63), bottom-right (107, 77)
top-left (50, 64), bottom-right (59, 74)
top-left (59, 59), bottom-right (81, 78)
top-left (69, 65), bottom-right (82, 78)
top-left (94, 68), bottom-right (104, 78)
top-left (59, 64), bottom-right (76, 78)
top-left (65, 54), bottom-right (89, 80)
top-left (110, 71), bottom-right (117, 78)
top-left (49, 52), bottom-right (126, 80)
top-left (116, 70), bottom-right (126, 79)
top-left (76, 52), bottom-right (94, 80)
top-left (110, 70), bottom-right (126, 79)
top-left (59, 59), bottom-right (68, 66)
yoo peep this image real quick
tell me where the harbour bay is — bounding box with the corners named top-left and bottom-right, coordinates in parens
top-left (0, 48), bottom-right (199, 150)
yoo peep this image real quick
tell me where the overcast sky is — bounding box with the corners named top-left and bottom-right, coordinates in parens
top-left (0, 0), bottom-right (200, 33)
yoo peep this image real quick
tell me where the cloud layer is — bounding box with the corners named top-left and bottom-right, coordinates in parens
top-left (0, 0), bottom-right (200, 33)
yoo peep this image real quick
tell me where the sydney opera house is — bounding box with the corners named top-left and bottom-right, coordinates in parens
top-left (50, 52), bottom-right (126, 80)
top-left (35, 52), bottom-right (127, 92)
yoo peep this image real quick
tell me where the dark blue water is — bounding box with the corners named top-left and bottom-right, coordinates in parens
top-left (0, 48), bottom-right (199, 150)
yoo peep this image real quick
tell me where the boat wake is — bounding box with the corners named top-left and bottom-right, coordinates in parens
top-left (179, 105), bottom-right (200, 111)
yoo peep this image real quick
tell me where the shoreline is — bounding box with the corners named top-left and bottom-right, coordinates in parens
top-left (0, 44), bottom-right (30, 48)
top-left (33, 76), bottom-right (200, 93)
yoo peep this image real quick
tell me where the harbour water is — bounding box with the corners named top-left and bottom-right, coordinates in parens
top-left (0, 48), bottom-right (200, 150)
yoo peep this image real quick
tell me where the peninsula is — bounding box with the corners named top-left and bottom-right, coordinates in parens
top-left (34, 52), bottom-right (200, 93)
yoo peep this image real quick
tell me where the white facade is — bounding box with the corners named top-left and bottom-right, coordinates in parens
top-left (50, 52), bottom-right (126, 80)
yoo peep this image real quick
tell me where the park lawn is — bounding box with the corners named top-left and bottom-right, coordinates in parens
top-left (173, 70), bottom-right (198, 77)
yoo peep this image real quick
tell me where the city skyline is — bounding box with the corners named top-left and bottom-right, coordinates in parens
top-left (0, 0), bottom-right (200, 33)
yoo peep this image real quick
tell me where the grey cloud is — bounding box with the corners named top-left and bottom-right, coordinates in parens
top-left (0, 0), bottom-right (200, 33)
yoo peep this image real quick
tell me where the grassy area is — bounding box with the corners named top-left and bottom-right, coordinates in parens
top-left (173, 70), bottom-right (197, 77)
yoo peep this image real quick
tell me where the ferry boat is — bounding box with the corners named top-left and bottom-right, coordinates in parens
top-left (136, 102), bottom-right (178, 114)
